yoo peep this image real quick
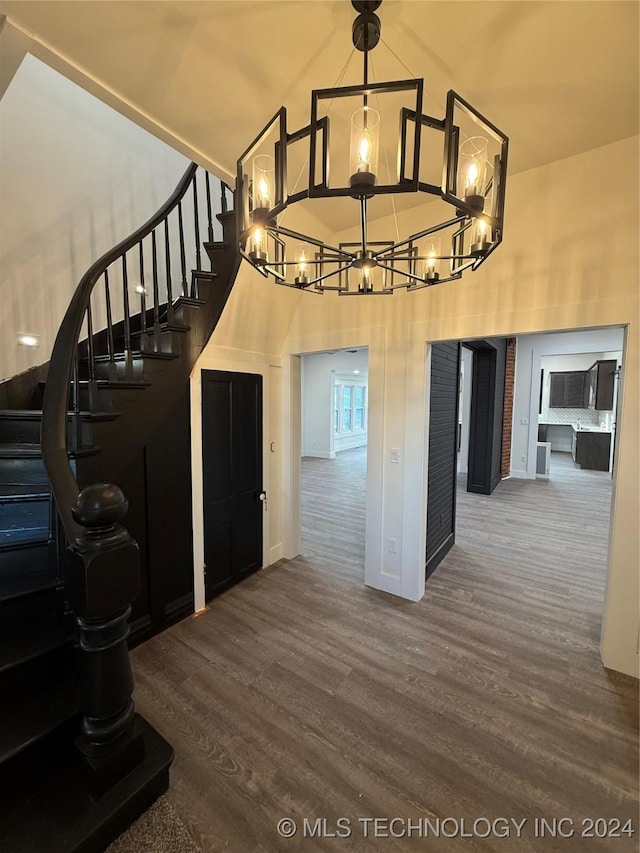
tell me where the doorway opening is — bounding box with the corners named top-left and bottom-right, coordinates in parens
top-left (300, 347), bottom-right (369, 583)
top-left (428, 326), bottom-right (625, 653)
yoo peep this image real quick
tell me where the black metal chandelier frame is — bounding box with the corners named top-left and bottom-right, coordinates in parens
top-left (236, 0), bottom-right (509, 295)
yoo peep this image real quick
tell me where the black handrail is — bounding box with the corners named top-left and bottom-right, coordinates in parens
top-left (42, 162), bottom-right (198, 541)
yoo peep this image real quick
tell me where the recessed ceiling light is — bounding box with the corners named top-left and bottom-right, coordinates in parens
top-left (353, 369), bottom-right (360, 374)
top-left (17, 333), bottom-right (40, 347)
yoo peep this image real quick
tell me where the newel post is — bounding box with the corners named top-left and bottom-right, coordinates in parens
top-left (67, 483), bottom-right (144, 796)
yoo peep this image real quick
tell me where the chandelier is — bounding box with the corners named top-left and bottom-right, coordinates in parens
top-left (236, 0), bottom-right (508, 295)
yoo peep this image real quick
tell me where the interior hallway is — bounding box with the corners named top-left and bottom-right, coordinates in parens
top-left (130, 447), bottom-right (638, 852)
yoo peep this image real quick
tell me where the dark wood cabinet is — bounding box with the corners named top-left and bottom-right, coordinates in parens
top-left (549, 371), bottom-right (588, 408)
top-left (587, 360), bottom-right (616, 410)
top-left (571, 427), bottom-right (611, 471)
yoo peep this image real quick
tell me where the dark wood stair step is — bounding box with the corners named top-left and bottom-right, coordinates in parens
top-left (0, 657), bottom-right (80, 766)
top-left (0, 484), bottom-right (50, 502)
top-left (93, 350), bottom-right (177, 363)
top-left (0, 410), bottom-right (119, 445)
top-left (0, 569), bottom-right (58, 605)
top-left (0, 615), bottom-right (72, 675)
top-left (0, 714), bottom-right (172, 853)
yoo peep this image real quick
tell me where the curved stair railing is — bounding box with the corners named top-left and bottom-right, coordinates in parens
top-left (40, 161), bottom-right (235, 794)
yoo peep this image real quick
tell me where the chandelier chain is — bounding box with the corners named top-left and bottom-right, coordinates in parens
top-left (380, 37), bottom-right (442, 113)
top-left (370, 52), bottom-right (400, 244)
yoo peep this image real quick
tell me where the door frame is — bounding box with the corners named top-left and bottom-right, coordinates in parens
top-left (190, 356), bottom-right (275, 613)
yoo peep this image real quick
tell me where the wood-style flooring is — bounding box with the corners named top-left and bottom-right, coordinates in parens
top-left (131, 448), bottom-right (638, 852)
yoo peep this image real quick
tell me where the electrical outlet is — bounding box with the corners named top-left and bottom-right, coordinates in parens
top-left (521, 455), bottom-right (527, 463)
top-left (390, 448), bottom-right (400, 464)
top-left (388, 538), bottom-right (397, 554)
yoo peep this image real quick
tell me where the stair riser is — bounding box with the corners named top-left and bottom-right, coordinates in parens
top-left (0, 641), bottom-right (75, 702)
top-left (0, 418), bottom-right (97, 446)
top-left (90, 358), bottom-right (174, 383)
top-left (0, 587), bottom-right (65, 635)
top-left (0, 457), bottom-right (48, 486)
top-left (129, 330), bottom-right (185, 356)
top-left (0, 541), bottom-right (54, 587)
top-left (0, 499), bottom-right (50, 537)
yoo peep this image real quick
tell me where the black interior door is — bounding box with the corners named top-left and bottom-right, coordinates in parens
top-left (202, 370), bottom-right (263, 601)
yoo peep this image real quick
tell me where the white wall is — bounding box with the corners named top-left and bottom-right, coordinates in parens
top-left (301, 350), bottom-right (369, 458)
top-left (188, 135), bottom-right (638, 678)
top-left (282, 137), bottom-right (639, 677)
top-left (0, 54), bottom-right (190, 380)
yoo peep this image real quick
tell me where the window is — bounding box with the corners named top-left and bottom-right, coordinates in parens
top-left (342, 386), bottom-right (353, 431)
top-left (333, 376), bottom-right (368, 436)
top-left (355, 386), bottom-right (365, 430)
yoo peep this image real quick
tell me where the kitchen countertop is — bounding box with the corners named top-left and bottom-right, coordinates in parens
top-left (538, 422), bottom-right (612, 433)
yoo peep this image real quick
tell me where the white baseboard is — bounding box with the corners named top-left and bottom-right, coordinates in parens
top-left (301, 450), bottom-right (335, 459)
top-left (268, 543), bottom-right (283, 565)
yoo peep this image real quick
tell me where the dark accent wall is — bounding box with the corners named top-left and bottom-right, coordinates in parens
top-left (466, 337), bottom-right (507, 495)
top-left (501, 338), bottom-right (516, 477)
top-left (75, 382), bottom-right (194, 644)
top-left (426, 341), bottom-right (460, 579)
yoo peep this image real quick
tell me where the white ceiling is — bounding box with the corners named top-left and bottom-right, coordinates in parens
top-left (2, 0), bottom-right (638, 229)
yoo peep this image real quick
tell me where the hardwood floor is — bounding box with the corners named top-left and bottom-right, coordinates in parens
top-left (131, 447), bottom-right (638, 852)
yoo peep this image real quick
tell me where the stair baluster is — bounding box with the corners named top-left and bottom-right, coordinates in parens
top-left (103, 269), bottom-right (117, 381)
top-left (138, 241), bottom-right (147, 349)
top-left (72, 350), bottom-right (82, 451)
top-left (151, 230), bottom-right (162, 347)
top-left (85, 298), bottom-right (98, 412)
top-left (205, 171), bottom-right (214, 242)
top-left (193, 175), bottom-right (202, 282)
top-left (122, 253), bottom-right (133, 378)
top-left (178, 201), bottom-right (188, 297)
top-left (164, 217), bottom-right (175, 324)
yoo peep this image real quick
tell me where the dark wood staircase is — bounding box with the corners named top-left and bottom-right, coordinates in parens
top-left (0, 165), bottom-right (239, 851)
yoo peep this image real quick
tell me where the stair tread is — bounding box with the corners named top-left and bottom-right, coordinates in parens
top-left (0, 484), bottom-right (50, 501)
top-left (192, 269), bottom-right (219, 279)
top-left (0, 528), bottom-right (50, 548)
top-left (0, 617), bottom-right (72, 674)
top-left (0, 659), bottom-right (80, 765)
top-left (38, 379), bottom-right (151, 390)
top-left (0, 442), bottom-right (101, 459)
top-left (0, 573), bottom-right (58, 604)
top-left (130, 321), bottom-right (191, 337)
top-left (0, 409), bottom-right (119, 422)
top-left (93, 350), bottom-right (178, 363)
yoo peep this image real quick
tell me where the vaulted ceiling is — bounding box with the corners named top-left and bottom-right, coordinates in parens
top-left (2, 1), bottom-right (638, 174)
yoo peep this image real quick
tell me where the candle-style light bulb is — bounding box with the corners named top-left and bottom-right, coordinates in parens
top-left (465, 162), bottom-right (479, 197)
top-left (357, 131), bottom-right (371, 171)
top-left (349, 107), bottom-right (380, 192)
top-left (258, 177), bottom-right (270, 207)
top-left (294, 243), bottom-right (309, 286)
top-left (458, 137), bottom-right (488, 212)
top-left (423, 237), bottom-right (441, 283)
top-left (254, 227), bottom-right (263, 247)
top-left (252, 154), bottom-right (275, 217)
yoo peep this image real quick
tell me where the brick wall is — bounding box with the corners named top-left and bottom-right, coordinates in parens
top-left (501, 338), bottom-right (516, 477)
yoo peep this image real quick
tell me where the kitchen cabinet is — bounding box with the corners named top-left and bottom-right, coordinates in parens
top-left (571, 427), bottom-right (611, 471)
top-left (549, 371), bottom-right (588, 408)
top-left (587, 360), bottom-right (616, 411)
